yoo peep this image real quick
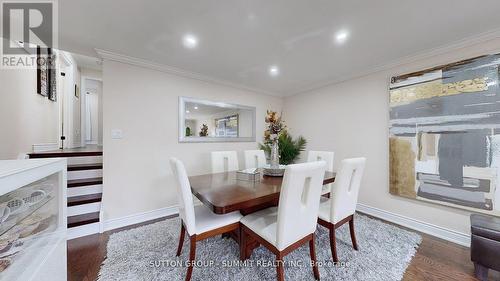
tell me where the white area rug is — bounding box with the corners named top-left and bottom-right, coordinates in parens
top-left (98, 214), bottom-right (421, 280)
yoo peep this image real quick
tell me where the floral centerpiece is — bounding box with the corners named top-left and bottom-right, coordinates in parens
top-left (264, 110), bottom-right (285, 168)
top-left (259, 111), bottom-right (307, 174)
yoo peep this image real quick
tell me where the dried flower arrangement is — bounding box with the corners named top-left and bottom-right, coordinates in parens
top-left (263, 110), bottom-right (286, 144)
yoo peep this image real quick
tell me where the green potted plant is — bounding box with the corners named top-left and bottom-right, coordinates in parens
top-left (259, 130), bottom-right (307, 165)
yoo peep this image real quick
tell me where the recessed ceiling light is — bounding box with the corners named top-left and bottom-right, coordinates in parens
top-left (186, 110), bottom-right (190, 113)
top-left (182, 34), bottom-right (198, 49)
top-left (269, 65), bottom-right (280, 77)
top-left (194, 106), bottom-right (198, 110)
top-left (335, 30), bottom-right (349, 44)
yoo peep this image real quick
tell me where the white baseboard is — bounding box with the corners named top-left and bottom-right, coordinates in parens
top-left (71, 142), bottom-right (82, 148)
top-left (32, 143), bottom-right (59, 153)
top-left (102, 206), bottom-right (179, 232)
top-left (357, 203), bottom-right (471, 247)
top-left (70, 204), bottom-right (194, 240)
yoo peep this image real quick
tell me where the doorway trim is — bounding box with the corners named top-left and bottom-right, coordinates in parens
top-left (58, 51), bottom-right (73, 149)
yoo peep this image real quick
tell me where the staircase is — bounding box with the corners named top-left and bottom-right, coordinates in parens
top-left (29, 146), bottom-right (103, 239)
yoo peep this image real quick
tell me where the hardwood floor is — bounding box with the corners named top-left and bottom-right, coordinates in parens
top-left (67, 214), bottom-right (500, 281)
top-left (67, 216), bottom-right (168, 281)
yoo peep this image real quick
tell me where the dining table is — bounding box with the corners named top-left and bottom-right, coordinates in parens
top-left (189, 170), bottom-right (336, 259)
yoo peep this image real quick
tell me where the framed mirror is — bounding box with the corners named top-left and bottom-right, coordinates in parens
top-left (179, 97), bottom-right (256, 142)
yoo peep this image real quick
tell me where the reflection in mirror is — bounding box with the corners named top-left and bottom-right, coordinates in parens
top-left (179, 97), bottom-right (256, 142)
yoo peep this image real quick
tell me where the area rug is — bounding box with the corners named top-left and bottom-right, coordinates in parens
top-left (98, 214), bottom-right (421, 281)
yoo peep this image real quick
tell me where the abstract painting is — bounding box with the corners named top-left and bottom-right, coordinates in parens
top-left (389, 54), bottom-right (500, 216)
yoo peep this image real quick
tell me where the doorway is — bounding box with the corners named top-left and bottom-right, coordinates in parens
top-left (58, 51), bottom-right (80, 149)
top-left (82, 78), bottom-right (103, 146)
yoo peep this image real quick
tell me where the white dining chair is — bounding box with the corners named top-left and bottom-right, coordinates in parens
top-left (240, 161), bottom-right (326, 281)
top-left (244, 150), bottom-right (267, 169)
top-left (170, 158), bottom-right (242, 281)
top-left (317, 157), bottom-right (366, 262)
top-left (211, 151), bottom-right (239, 173)
top-left (307, 151), bottom-right (334, 196)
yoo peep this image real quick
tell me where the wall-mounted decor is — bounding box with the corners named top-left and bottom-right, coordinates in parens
top-left (47, 61), bottom-right (57, 101)
top-left (178, 97), bottom-right (256, 142)
top-left (389, 54), bottom-right (500, 216)
top-left (36, 46), bottom-right (48, 97)
top-left (37, 47), bottom-right (57, 101)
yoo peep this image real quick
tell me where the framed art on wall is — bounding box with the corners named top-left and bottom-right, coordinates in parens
top-left (36, 46), bottom-right (49, 97)
top-left (37, 46), bottom-right (57, 101)
top-left (389, 54), bottom-right (500, 217)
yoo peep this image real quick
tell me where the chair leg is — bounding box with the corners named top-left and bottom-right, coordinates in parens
top-left (240, 225), bottom-right (247, 260)
top-left (474, 262), bottom-right (489, 281)
top-left (176, 223), bottom-right (186, 257)
top-left (185, 236), bottom-right (196, 281)
top-left (309, 235), bottom-right (320, 280)
top-left (329, 227), bottom-right (339, 262)
top-left (349, 216), bottom-right (359, 251)
top-left (276, 253), bottom-right (284, 281)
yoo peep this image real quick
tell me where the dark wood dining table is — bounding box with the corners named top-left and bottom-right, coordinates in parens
top-left (190, 171), bottom-right (336, 215)
top-left (189, 171), bottom-right (336, 258)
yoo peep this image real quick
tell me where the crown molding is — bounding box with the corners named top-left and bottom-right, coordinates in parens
top-left (94, 49), bottom-right (282, 97)
top-left (289, 27), bottom-right (500, 96)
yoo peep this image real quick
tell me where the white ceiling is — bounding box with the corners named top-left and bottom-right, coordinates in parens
top-left (59, 0), bottom-right (500, 96)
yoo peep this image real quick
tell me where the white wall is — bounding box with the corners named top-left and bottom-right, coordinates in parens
top-left (283, 38), bottom-right (500, 235)
top-left (102, 60), bottom-right (283, 220)
top-left (0, 39), bottom-right (60, 159)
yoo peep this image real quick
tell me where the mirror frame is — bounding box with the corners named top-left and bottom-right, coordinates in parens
top-left (178, 96), bottom-right (256, 143)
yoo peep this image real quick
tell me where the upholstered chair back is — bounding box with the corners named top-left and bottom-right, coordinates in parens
top-left (170, 158), bottom-right (196, 235)
top-left (307, 151), bottom-right (335, 193)
top-left (244, 150), bottom-right (267, 169)
top-left (307, 151), bottom-right (334, 172)
top-left (330, 158), bottom-right (366, 223)
top-left (276, 161), bottom-right (326, 250)
top-left (211, 151), bottom-right (239, 173)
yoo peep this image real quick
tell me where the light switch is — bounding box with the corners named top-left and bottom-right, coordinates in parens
top-left (111, 129), bottom-right (123, 139)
